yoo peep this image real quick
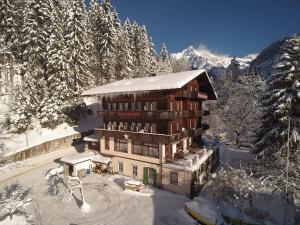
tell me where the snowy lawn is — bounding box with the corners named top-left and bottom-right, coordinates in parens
top-left (1, 108), bottom-right (102, 156)
top-left (0, 161), bottom-right (196, 225)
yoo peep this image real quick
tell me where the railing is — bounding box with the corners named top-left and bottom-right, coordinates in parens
top-left (174, 90), bottom-right (208, 100)
top-left (97, 110), bottom-right (204, 120)
top-left (94, 127), bottom-right (203, 145)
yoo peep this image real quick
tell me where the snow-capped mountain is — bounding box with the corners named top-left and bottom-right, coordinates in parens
top-left (171, 45), bottom-right (257, 71)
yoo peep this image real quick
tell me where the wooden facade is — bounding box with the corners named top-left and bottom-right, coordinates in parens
top-left (83, 70), bottom-right (218, 197)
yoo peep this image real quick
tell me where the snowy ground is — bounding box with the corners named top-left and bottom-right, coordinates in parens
top-left (219, 143), bottom-right (252, 168)
top-left (1, 102), bottom-right (102, 155)
top-left (0, 149), bottom-right (196, 225)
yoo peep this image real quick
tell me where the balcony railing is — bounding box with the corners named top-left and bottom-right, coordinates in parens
top-left (174, 90), bottom-right (208, 100)
top-left (97, 110), bottom-right (204, 121)
top-left (94, 127), bottom-right (203, 145)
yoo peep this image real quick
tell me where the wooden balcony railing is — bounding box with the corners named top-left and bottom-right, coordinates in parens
top-left (174, 90), bottom-right (208, 100)
top-left (94, 127), bottom-right (204, 145)
top-left (97, 110), bottom-right (204, 121)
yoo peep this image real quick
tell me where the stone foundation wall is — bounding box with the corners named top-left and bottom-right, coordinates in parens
top-left (8, 130), bottom-right (93, 162)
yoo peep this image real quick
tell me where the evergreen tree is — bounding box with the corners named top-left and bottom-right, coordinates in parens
top-left (135, 25), bottom-right (152, 77)
top-left (96, 0), bottom-right (121, 83)
top-left (254, 34), bottom-right (300, 192)
top-left (115, 28), bottom-right (133, 80)
top-left (39, 1), bottom-right (72, 127)
top-left (14, 0), bottom-right (52, 130)
top-left (65, 0), bottom-right (94, 99)
top-left (0, 0), bottom-right (24, 55)
top-left (148, 36), bottom-right (157, 72)
top-left (159, 43), bottom-right (171, 72)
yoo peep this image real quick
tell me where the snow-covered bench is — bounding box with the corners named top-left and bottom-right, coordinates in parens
top-left (124, 180), bottom-right (143, 191)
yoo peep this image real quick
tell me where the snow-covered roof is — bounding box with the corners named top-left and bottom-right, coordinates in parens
top-left (92, 155), bottom-right (111, 164)
top-left (82, 69), bottom-right (217, 100)
top-left (61, 154), bottom-right (92, 164)
top-left (83, 134), bottom-right (99, 142)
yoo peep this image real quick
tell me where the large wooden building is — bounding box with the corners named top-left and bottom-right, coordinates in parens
top-left (82, 69), bottom-right (219, 197)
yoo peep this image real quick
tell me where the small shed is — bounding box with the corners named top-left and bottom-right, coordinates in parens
top-left (61, 154), bottom-right (93, 176)
top-left (83, 134), bottom-right (99, 150)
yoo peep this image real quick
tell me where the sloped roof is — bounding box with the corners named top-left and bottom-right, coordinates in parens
top-left (82, 69), bottom-right (217, 100)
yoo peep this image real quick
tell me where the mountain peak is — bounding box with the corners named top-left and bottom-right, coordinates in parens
top-left (171, 45), bottom-right (257, 71)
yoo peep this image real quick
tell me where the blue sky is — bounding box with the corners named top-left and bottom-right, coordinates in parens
top-left (86, 0), bottom-right (300, 57)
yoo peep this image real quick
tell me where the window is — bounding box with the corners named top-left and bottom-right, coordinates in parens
top-left (137, 102), bottom-right (142, 110)
top-left (176, 102), bottom-right (180, 111)
top-left (151, 123), bottom-right (157, 133)
top-left (112, 122), bottom-right (117, 130)
top-left (124, 122), bottom-right (128, 130)
top-left (105, 137), bottom-right (109, 150)
top-left (132, 165), bottom-right (138, 177)
top-left (131, 102), bottom-right (136, 110)
top-left (144, 102), bottom-right (150, 110)
top-left (151, 102), bottom-right (157, 110)
top-left (119, 103), bottom-right (123, 111)
top-left (131, 122), bottom-right (136, 131)
top-left (170, 172), bottom-right (178, 185)
top-left (132, 141), bottom-right (142, 155)
top-left (108, 103), bottom-right (111, 110)
top-left (114, 139), bottom-right (128, 152)
top-left (144, 123), bottom-right (150, 132)
top-left (107, 121), bottom-right (112, 130)
top-left (118, 162), bottom-right (123, 173)
top-left (149, 144), bottom-right (159, 158)
top-left (143, 143), bottom-right (159, 158)
top-left (176, 122), bottom-right (179, 132)
top-left (119, 122), bottom-right (123, 130)
top-left (137, 123), bottom-right (142, 132)
top-left (124, 102), bottom-right (129, 110)
top-left (112, 103), bottom-right (116, 110)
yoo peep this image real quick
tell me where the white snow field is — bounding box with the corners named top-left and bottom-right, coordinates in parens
top-left (1, 101), bottom-right (102, 155)
top-left (0, 151), bottom-right (196, 225)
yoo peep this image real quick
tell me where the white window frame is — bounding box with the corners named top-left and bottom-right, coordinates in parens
top-left (118, 161), bottom-right (123, 173)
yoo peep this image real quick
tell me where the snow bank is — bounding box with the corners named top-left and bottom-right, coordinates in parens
top-left (185, 196), bottom-right (224, 225)
top-left (0, 215), bottom-right (29, 225)
top-left (1, 111), bottom-right (102, 155)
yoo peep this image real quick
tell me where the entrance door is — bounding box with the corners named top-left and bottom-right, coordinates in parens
top-left (143, 167), bottom-right (157, 186)
top-left (69, 165), bottom-right (74, 176)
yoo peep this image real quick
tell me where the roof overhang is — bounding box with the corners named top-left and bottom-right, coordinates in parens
top-left (82, 69), bottom-right (217, 100)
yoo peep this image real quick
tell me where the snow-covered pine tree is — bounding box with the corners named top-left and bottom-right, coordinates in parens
top-left (148, 36), bottom-right (157, 73)
top-left (0, 0), bottom-right (20, 52)
top-left (10, 84), bottom-right (33, 132)
top-left (96, 0), bottom-right (121, 84)
top-left (65, 0), bottom-right (94, 99)
top-left (1, 0), bottom-right (25, 60)
top-left (159, 43), bottom-right (172, 72)
top-left (39, 0), bottom-right (73, 128)
top-left (13, 0), bottom-right (51, 131)
top-left (115, 27), bottom-right (134, 80)
top-left (254, 34), bottom-right (300, 192)
top-left (134, 25), bottom-right (152, 78)
top-left (88, 0), bottom-right (103, 85)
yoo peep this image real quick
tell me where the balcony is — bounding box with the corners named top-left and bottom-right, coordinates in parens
top-left (94, 127), bottom-right (201, 145)
top-left (97, 110), bottom-right (204, 121)
top-left (174, 90), bottom-right (208, 100)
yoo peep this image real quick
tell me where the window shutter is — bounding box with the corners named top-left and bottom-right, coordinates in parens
top-left (143, 167), bottom-right (148, 185)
